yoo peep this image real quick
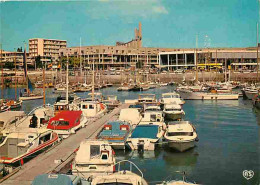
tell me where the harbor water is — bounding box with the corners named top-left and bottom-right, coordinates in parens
top-left (0, 86), bottom-right (259, 184)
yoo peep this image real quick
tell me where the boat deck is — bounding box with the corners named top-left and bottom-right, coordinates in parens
top-left (1, 103), bottom-right (129, 185)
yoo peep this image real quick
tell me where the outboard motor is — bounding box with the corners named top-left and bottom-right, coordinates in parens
top-left (137, 140), bottom-right (144, 153)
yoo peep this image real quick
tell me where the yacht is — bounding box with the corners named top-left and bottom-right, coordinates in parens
top-left (178, 88), bottom-right (239, 100)
top-left (163, 104), bottom-right (185, 121)
top-left (164, 121), bottom-right (198, 152)
top-left (71, 140), bottom-right (116, 179)
top-left (241, 86), bottom-right (259, 100)
top-left (47, 111), bottom-right (87, 138)
top-left (91, 160), bottom-right (148, 185)
top-left (97, 121), bottom-right (131, 150)
top-left (0, 128), bottom-right (58, 167)
top-left (161, 92), bottom-right (185, 105)
top-left (126, 111), bottom-right (166, 151)
top-left (137, 94), bottom-right (157, 106)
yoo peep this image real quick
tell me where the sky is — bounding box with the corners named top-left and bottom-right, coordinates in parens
top-left (0, 0), bottom-right (259, 51)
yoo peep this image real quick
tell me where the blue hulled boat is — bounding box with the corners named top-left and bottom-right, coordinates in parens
top-left (97, 121), bottom-right (132, 150)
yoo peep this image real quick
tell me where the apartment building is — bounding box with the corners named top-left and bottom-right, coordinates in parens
top-left (0, 50), bottom-right (31, 67)
top-left (29, 38), bottom-right (67, 61)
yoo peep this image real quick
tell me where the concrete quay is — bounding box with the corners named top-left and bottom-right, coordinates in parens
top-left (1, 103), bottom-right (129, 185)
top-left (1, 71), bottom-right (260, 87)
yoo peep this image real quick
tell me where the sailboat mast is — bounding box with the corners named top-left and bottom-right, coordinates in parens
top-left (43, 57), bottom-right (46, 107)
top-left (195, 35), bottom-right (198, 83)
top-left (24, 42), bottom-right (29, 94)
top-left (80, 37), bottom-right (82, 77)
top-left (66, 55), bottom-right (69, 104)
top-left (257, 22), bottom-right (259, 81)
top-left (1, 44), bottom-right (3, 99)
top-left (92, 58), bottom-right (95, 101)
top-left (14, 50), bottom-right (17, 101)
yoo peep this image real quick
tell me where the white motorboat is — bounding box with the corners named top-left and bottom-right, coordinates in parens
top-left (163, 104), bottom-right (185, 121)
top-left (126, 111), bottom-right (166, 151)
top-left (0, 128), bottom-right (58, 167)
top-left (241, 86), bottom-right (259, 100)
top-left (137, 94), bottom-right (157, 105)
top-left (161, 92), bottom-right (185, 105)
top-left (47, 110), bottom-right (87, 138)
top-left (164, 121), bottom-right (198, 152)
top-left (91, 160), bottom-right (148, 185)
top-left (178, 89), bottom-right (239, 100)
top-left (71, 140), bottom-right (116, 179)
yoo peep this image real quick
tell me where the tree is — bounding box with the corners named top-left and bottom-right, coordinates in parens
top-left (17, 47), bottom-right (23, 52)
top-left (35, 55), bottom-right (42, 68)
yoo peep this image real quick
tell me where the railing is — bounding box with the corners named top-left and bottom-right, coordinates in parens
top-left (115, 160), bottom-right (143, 178)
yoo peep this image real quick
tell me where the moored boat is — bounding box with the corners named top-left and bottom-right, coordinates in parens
top-left (97, 121), bottom-right (131, 150)
top-left (71, 140), bottom-right (116, 178)
top-left (47, 110), bottom-right (87, 138)
top-left (126, 111), bottom-right (166, 151)
top-left (91, 160), bottom-right (148, 185)
top-left (163, 104), bottom-right (185, 121)
top-left (0, 128), bottom-right (58, 167)
top-left (164, 121), bottom-right (198, 152)
top-left (178, 89), bottom-right (239, 100)
top-left (161, 92), bottom-right (185, 105)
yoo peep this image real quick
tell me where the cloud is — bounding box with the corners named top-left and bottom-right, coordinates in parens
top-left (153, 6), bottom-right (168, 14)
top-left (87, 0), bottom-right (169, 19)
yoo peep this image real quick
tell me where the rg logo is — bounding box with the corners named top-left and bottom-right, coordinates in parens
top-left (243, 170), bottom-right (254, 180)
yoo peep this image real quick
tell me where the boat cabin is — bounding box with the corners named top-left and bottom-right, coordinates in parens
top-left (54, 101), bottom-right (70, 116)
top-left (47, 111), bottom-right (82, 130)
top-left (80, 101), bottom-right (106, 118)
top-left (137, 94), bottom-right (157, 105)
top-left (141, 111), bottom-right (164, 123)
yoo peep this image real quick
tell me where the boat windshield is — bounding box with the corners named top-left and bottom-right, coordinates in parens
top-left (164, 95), bottom-right (179, 98)
top-left (166, 109), bottom-right (182, 111)
top-left (51, 120), bottom-right (69, 126)
top-left (167, 132), bottom-right (193, 136)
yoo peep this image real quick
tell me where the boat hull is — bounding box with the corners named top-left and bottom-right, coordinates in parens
top-left (164, 112), bottom-right (184, 121)
top-left (179, 91), bottom-right (239, 100)
top-left (19, 96), bottom-right (43, 101)
top-left (244, 91), bottom-right (257, 100)
top-left (168, 140), bottom-right (195, 152)
top-left (0, 133), bottom-right (58, 167)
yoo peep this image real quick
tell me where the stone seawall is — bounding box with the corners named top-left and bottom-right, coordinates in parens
top-left (1, 71), bottom-right (260, 86)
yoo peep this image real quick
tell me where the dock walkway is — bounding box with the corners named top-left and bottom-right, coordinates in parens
top-left (1, 104), bottom-right (129, 185)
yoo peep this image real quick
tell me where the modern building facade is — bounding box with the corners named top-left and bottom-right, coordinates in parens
top-left (0, 50), bottom-right (31, 67)
top-left (29, 38), bottom-right (67, 61)
top-left (159, 47), bottom-right (259, 71)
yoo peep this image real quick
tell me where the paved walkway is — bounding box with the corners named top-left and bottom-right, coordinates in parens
top-left (2, 104), bottom-right (129, 185)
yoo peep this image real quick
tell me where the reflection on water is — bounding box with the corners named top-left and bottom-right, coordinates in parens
top-left (0, 86), bottom-right (259, 184)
